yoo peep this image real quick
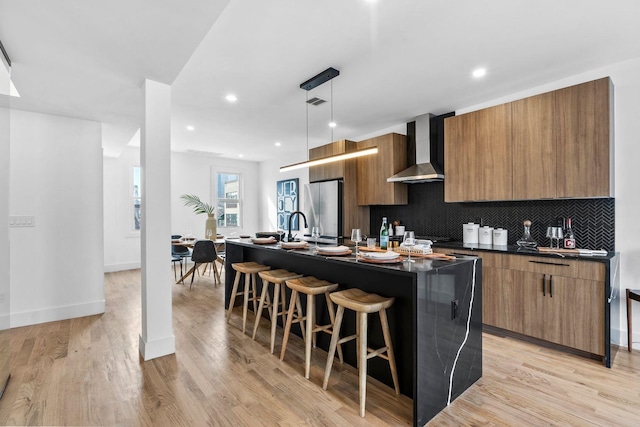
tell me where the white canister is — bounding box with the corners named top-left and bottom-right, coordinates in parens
top-left (493, 228), bottom-right (508, 246)
top-left (479, 226), bottom-right (493, 245)
top-left (462, 223), bottom-right (479, 244)
top-left (395, 225), bottom-right (405, 236)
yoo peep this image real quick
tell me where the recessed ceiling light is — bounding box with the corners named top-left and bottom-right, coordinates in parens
top-left (275, 142), bottom-right (282, 147)
top-left (472, 68), bottom-right (487, 78)
top-left (238, 154), bottom-right (244, 158)
top-left (186, 125), bottom-right (195, 131)
top-left (329, 122), bottom-right (337, 128)
top-left (226, 94), bottom-right (238, 102)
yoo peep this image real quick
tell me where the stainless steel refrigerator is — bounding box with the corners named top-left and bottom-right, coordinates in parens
top-left (304, 179), bottom-right (343, 245)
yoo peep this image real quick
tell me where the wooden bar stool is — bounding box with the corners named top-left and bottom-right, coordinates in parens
top-left (226, 262), bottom-right (271, 334)
top-left (627, 289), bottom-right (640, 351)
top-left (322, 288), bottom-right (400, 418)
top-left (280, 276), bottom-right (344, 379)
top-left (253, 269), bottom-right (303, 353)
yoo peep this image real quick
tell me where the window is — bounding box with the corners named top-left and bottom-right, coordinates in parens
top-left (215, 172), bottom-right (242, 228)
top-left (133, 166), bottom-right (141, 231)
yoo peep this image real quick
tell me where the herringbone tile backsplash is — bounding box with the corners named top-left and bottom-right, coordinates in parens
top-left (370, 182), bottom-right (615, 251)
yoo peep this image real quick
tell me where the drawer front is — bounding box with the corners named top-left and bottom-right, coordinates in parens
top-left (502, 254), bottom-right (605, 280)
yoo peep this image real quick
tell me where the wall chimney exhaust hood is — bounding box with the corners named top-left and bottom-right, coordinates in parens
top-left (387, 112), bottom-right (454, 184)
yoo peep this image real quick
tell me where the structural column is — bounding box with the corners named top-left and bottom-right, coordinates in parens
top-left (139, 79), bottom-right (175, 360)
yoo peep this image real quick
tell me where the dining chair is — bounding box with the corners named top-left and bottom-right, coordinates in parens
top-left (172, 234), bottom-right (191, 276)
top-left (189, 240), bottom-right (219, 288)
top-left (171, 253), bottom-right (182, 280)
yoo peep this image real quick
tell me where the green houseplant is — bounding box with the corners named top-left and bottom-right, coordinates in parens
top-left (180, 194), bottom-right (216, 239)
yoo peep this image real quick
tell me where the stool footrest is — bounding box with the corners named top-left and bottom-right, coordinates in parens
top-left (338, 334), bottom-right (357, 345)
top-left (367, 346), bottom-right (389, 360)
top-left (311, 324), bottom-right (334, 334)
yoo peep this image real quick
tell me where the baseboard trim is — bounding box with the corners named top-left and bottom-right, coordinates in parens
top-left (104, 262), bottom-right (141, 273)
top-left (10, 300), bottom-right (106, 328)
top-left (139, 334), bottom-right (176, 361)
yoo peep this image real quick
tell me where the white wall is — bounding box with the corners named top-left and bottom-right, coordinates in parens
top-left (103, 147), bottom-right (141, 271)
top-left (103, 148), bottom-right (261, 271)
top-left (258, 155), bottom-right (309, 234)
top-left (10, 110), bottom-right (104, 327)
top-left (0, 107), bottom-right (9, 331)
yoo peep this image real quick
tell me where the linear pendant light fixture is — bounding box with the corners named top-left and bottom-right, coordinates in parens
top-left (280, 67), bottom-right (378, 172)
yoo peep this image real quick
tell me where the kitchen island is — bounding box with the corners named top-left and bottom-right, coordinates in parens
top-left (224, 239), bottom-right (482, 426)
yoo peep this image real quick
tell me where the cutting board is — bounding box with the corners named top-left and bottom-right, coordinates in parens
top-left (537, 247), bottom-right (607, 256)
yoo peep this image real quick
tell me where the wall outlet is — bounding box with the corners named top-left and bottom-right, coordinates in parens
top-left (9, 216), bottom-right (36, 227)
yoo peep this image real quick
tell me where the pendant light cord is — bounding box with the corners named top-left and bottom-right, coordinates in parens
top-left (306, 91), bottom-right (309, 161)
top-left (330, 79), bottom-right (334, 142)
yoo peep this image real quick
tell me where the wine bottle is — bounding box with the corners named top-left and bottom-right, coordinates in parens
top-left (380, 217), bottom-right (389, 250)
top-left (564, 217), bottom-right (576, 249)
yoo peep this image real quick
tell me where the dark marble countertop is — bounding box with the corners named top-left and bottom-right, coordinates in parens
top-left (431, 241), bottom-right (617, 262)
top-left (227, 238), bottom-right (476, 273)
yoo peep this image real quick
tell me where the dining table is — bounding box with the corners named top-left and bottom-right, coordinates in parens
top-left (172, 237), bottom-right (226, 284)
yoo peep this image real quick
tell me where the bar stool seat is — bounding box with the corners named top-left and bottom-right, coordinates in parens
top-left (226, 262), bottom-right (271, 334)
top-left (253, 269), bottom-right (303, 353)
top-left (322, 288), bottom-right (400, 418)
top-left (627, 289), bottom-right (640, 351)
top-left (280, 276), bottom-right (344, 379)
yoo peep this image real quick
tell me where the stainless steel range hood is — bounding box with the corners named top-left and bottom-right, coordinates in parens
top-left (387, 112), bottom-right (453, 183)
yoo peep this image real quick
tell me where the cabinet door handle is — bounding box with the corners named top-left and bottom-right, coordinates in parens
top-left (542, 274), bottom-right (546, 296)
top-left (529, 260), bottom-right (570, 267)
top-left (549, 275), bottom-right (553, 298)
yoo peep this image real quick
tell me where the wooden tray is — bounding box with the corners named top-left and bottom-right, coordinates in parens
top-left (358, 246), bottom-right (386, 252)
top-left (316, 249), bottom-right (352, 256)
top-left (357, 256), bottom-right (403, 264)
top-left (251, 237), bottom-right (277, 245)
top-left (398, 252), bottom-right (457, 261)
top-left (280, 241), bottom-right (309, 249)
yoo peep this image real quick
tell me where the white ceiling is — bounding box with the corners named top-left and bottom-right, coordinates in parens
top-left (2, 0), bottom-right (640, 161)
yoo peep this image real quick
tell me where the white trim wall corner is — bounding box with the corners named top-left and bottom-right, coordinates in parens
top-left (139, 79), bottom-right (175, 361)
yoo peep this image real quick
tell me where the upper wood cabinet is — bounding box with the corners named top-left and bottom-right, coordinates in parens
top-left (512, 91), bottom-right (556, 199)
top-left (444, 112), bottom-right (477, 202)
top-left (555, 78), bottom-right (613, 198)
top-left (308, 140), bottom-right (370, 238)
top-left (356, 133), bottom-right (408, 206)
top-left (444, 104), bottom-right (512, 202)
top-left (444, 77), bottom-right (613, 202)
top-left (309, 139), bottom-right (350, 182)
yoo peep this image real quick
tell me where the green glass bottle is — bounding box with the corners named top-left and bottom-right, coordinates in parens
top-left (380, 217), bottom-right (389, 250)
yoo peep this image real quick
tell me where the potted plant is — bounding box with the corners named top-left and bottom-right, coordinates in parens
top-left (180, 194), bottom-right (216, 239)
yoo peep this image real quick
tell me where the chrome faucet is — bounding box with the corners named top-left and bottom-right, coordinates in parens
top-left (287, 211), bottom-right (308, 242)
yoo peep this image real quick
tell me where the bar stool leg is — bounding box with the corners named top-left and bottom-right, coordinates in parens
top-left (226, 271), bottom-right (242, 323)
top-left (322, 305), bottom-right (345, 390)
top-left (295, 293), bottom-right (306, 343)
top-left (269, 282), bottom-right (281, 354)
top-left (280, 290), bottom-right (298, 361)
top-left (325, 292), bottom-right (344, 364)
top-left (252, 280), bottom-right (272, 340)
top-left (358, 311), bottom-right (368, 418)
top-left (380, 308), bottom-right (400, 395)
top-left (242, 272), bottom-right (251, 333)
top-left (304, 293), bottom-right (315, 379)
top-left (280, 286), bottom-right (287, 325)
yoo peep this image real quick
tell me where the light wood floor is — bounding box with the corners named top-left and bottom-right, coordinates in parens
top-left (0, 269), bottom-right (639, 426)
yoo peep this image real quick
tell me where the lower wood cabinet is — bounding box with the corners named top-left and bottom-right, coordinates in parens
top-left (432, 248), bottom-right (606, 356)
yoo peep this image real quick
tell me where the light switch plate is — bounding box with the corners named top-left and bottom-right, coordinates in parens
top-left (9, 216), bottom-right (36, 227)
